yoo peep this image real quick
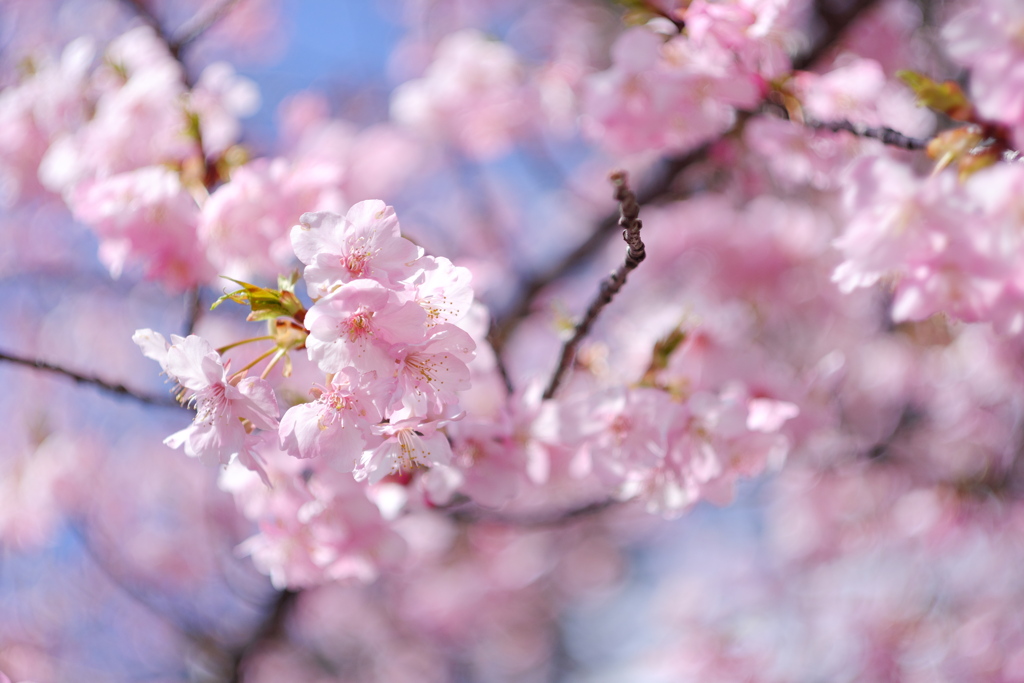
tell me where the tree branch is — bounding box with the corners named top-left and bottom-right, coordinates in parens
top-left (0, 349), bottom-right (184, 409)
top-left (171, 0), bottom-right (243, 53)
top-left (489, 146), bottom-right (705, 355)
top-left (446, 498), bottom-right (617, 528)
top-left (489, 0), bottom-right (883, 357)
top-left (118, 0), bottom-right (242, 67)
top-left (793, 0), bottom-right (882, 72)
top-left (804, 118), bottom-right (929, 150)
top-left (226, 589), bottom-right (298, 683)
top-left (71, 519), bottom-right (210, 643)
top-left (118, 0), bottom-right (243, 334)
top-left (184, 286), bottom-right (203, 336)
top-left (542, 172), bottom-right (646, 400)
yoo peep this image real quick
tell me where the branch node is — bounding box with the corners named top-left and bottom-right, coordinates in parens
top-left (542, 172), bottom-right (647, 400)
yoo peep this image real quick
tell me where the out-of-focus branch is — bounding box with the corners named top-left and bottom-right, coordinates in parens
top-left (490, 0), bottom-right (881, 357)
top-left (118, 0), bottom-right (177, 53)
top-left (225, 589), bottom-right (298, 683)
top-left (184, 286), bottom-right (203, 336)
top-left (118, 0), bottom-right (243, 335)
top-left (542, 172), bottom-right (645, 400)
top-left (0, 348), bottom-right (184, 409)
top-left (793, 0), bottom-right (881, 71)
top-left (118, 0), bottom-right (241, 64)
top-left (447, 498), bottom-right (617, 528)
top-left (71, 520), bottom-right (211, 644)
top-left (172, 0), bottom-right (243, 52)
top-left (803, 118), bottom-right (929, 150)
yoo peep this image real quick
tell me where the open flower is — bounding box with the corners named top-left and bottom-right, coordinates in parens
top-left (133, 330), bottom-right (279, 482)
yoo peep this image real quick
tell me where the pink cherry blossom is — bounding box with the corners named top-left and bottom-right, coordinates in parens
top-left (304, 279), bottom-right (429, 375)
top-left (0, 37), bottom-right (92, 205)
top-left (386, 324), bottom-right (476, 416)
top-left (221, 443), bottom-right (406, 588)
top-left (186, 61), bottom-right (260, 156)
top-left (279, 367), bottom-right (391, 463)
top-left (390, 29), bottom-right (534, 159)
top-left (69, 165), bottom-right (212, 290)
top-left (133, 330), bottom-right (279, 482)
top-left (943, 0), bottom-right (1024, 148)
top-left (583, 27), bottom-right (760, 156)
top-left (292, 201), bottom-right (423, 297)
top-left (355, 416), bottom-right (455, 484)
top-left (199, 157), bottom-right (346, 280)
top-left (39, 26), bottom-right (194, 194)
top-left (407, 255), bottom-right (475, 328)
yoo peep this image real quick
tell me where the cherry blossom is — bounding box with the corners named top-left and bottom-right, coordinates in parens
top-left (279, 368), bottom-right (391, 463)
top-left (355, 416), bottom-right (456, 484)
top-left (133, 330), bottom-right (279, 481)
top-left (390, 29), bottom-right (534, 159)
top-left (12, 1), bottom-right (1024, 681)
top-left (292, 202), bottom-right (423, 297)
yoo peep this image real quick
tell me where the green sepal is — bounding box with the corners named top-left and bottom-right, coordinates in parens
top-left (897, 70), bottom-right (974, 121)
top-left (212, 275), bottom-right (305, 322)
top-left (639, 325), bottom-right (687, 387)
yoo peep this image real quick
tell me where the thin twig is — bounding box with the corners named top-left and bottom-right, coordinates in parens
top-left (184, 286), bottom-right (203, 336)
top-left (793, 0), bottom-right (882, 72)
top-left (490, 147), bottom-right (706, 354)
top-left (446, 498), bottom-right (617, 528)
top-left (0, 349), bottom-right (185, 409)
top-left (542, 172), bottom-right (645, 400)
top-left (804, 118), bottom-right (929, 150)
top-left (226, 589), bottom-right (298, 683)
top-left (171, 0), bottom-right (243, 52)
top-left (490, 0), bottom-right (882, 355)
top-left (71, 519), bottom-right (209, 641)
top-left (118, 0), bottom-right (242, 68)
top-left (118, 1), bottom-right (167, 37)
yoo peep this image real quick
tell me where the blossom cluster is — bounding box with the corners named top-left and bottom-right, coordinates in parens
top-left (284, 201), bottom-right (476, 481)
top-left (11, 0), bottom-right (1024, 680)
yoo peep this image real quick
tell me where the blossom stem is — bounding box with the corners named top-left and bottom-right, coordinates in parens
top-left (446, 498), bottom-right (616, 527)
top-left (259, 348), bottom-right (288, 380)
top-left (542, 172), bottom-right (645, 400)
top-left (216, 336), bottom-right (276, 355)
top-left (228, 347), bottom-right (278, 382)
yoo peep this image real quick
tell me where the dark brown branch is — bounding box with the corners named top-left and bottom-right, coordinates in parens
top-left (490, 146), bottom-right (706, 355)
top-left (119, 0), bottom-right (239, 333)
top-left (793, 0), bottom-right (881, 71)
top-left (804, 118), bottom-right (929, 150)
top-left (118, 0), bottom-right (241, 65)
top-left (118, 0), bottom-right (185, 62)
top-left (0, 349), bottom-right (184, 409)
top-left (542, 172), bottom-right (645, 400)
top-left (184, 286), bottom-right (203, 336)
top-left (490, 0), bottom-right (881, 355)
top-left (447, 498), bottom-right (617, 528)
top-left (226, 589), bottom-right (298, 683)
top-left (72, 520), bottom-right (208, 641)
top-left (171, 0), bottom-right (243, 52)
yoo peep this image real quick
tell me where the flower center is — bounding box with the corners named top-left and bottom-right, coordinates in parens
top-left (344, 250), bottom-right (369, 278)
top-left (343, 308), bottom-right (374, 341)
